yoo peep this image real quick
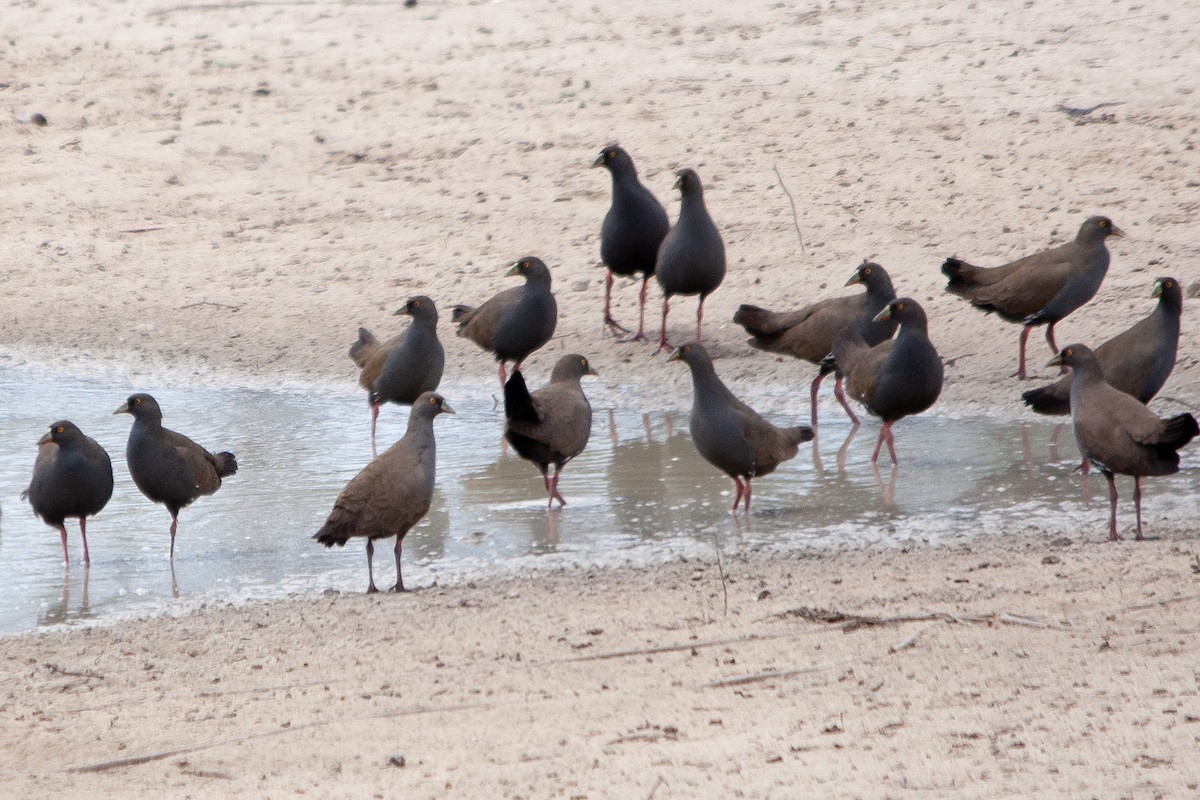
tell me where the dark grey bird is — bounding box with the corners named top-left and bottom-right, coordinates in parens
top-left (24, 420), bottom-right (114, 565)
top-left (1023, 277), bottom-right (1182, 415)
top-left (314, 392), bottom-right (453, 592)
top-left (349, 295), bottom-right (445, 454)
top-left (734, 260), bottom-right (898, 428)
top-left (504, 354), bottom-right (597, 508)
top-left (942, 215), bottom-right (1123, 379)
top-left (1049, 344), bottom-right (1197, 540)
top-left (669, 342), bottom-right (813, 512)
top-left (453, 257), bottom-right (558, 385)
top-left (592, 145), bottom-right (670, 340)
top-left (655, 168), bottom-right (726, 353)
top-left (832, 298), bottom-right (944, 464)
top-left (115, 393), bottom-right (238, 559)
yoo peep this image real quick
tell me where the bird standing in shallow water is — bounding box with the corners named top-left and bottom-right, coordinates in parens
top-left (314, 392), bottom-right (453, 593)
top-left (832, 298), bottom-right (943, 465)
top-left (655, 168), bottom-right (726, 353)
top-left (670, 342), bottom-right (813, 513)
top-left (453, 257), bottom-right (558, 386)
top-left (593, 145), bottom-right (670, 340)
top-left (115, 393), bottom-right (238, 559)
top-left (504, 355), bottom-right (597, 509)
top-left (1023, 277), bottom-right (1182, 415)
top-left (349, 295), bottom-right (445, 454)
top-left (942, 215), bottom-right (1122, 379)
top-left (24, 420), bottom-right (114, 565)
top-left (734, 260), bottom-right (898, 428)
top-left (1050, 344), bottom-right (1197, 541)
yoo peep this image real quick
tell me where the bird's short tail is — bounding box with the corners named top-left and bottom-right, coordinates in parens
top-left (215, 452), bottom-right (238, 477)
top-left (451, 304), bottom-right (476, 330)
top-left (942, 257), bottom-right (982, 296)
top-left (1159, 413), bottom-right (1199, 452)
top-left (312, 527), bottom-right (349, 548)
top-left (503, 370), bottom-right (539, 423)
top-left (787, 425), bottom-right (815, 445)
top-left (732, 304), bottom-right (786, 347)
top-left (348, 327), bottom-right (380, 368)
top-left (1020, 383), bottom-right (1070, 415)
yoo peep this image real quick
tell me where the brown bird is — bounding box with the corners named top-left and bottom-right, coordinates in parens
top-left (504, 355), bottom-right (597, 508)
top-left (115, 394), bottom-right (237, 559)
top-left (733, 260), bottom-right (898, 428)
top-left (24, 420), bottom-right (114, 565)
top-left (670, 342), bottom-right (813, 513)
top-left (314, 392), bottom-right (453, 593)
top-left (349, 295), bottom-right (445, 453)
top-left (943, 216), bottom-right (1123, 379)
top-left (832, 299), bottom-right (943, 465)
top-left (452, 257), bottom-right (558, 385)
top-left (1023, 277), bottom-right (1182, 415)
top-left (1050, 344), bottom-right (1197, 541)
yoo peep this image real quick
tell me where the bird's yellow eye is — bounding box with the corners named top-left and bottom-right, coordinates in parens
top-left (894, 303), bottom-right (904, 312)
top-left (1099, 219), bottom-right (1108, 228)
top-left (133, 397), bottom-right (141, 405)
top-left (1065, 348), bottom-right (1073, 357)
top-left (863, 267), bottom-right (872, 275)
top-left (412, 299), bottom-right (421, 308)
top-left (56, 426), bottom-right (64, 433)
top-left (428, 396), bottom-right (437, 406)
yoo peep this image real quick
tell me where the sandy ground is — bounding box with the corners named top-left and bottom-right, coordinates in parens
top-left (3, 0), bottom-right (1200, 796)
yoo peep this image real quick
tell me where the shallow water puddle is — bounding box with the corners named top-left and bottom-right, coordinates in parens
top-left (1, 366), bottom-right (1196, 635)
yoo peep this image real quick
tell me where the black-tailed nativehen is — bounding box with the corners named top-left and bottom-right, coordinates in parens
top-left (314, 392), bottom-right (454, 592)
top-left (504, 354), bottom-right (597, 508)
top-left (942, 215), bottom-right (1122, 379)
top-left (593, 145), bottom-right (670, 340)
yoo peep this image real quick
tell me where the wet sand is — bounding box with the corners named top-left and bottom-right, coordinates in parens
top-left (3, 0), bottom-right (1199, 796)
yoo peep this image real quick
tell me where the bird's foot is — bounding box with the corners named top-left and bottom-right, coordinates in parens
top-left (1108, 532), bottom-right (1124, 542)
top-left (367, 584), bottom-right (381, 594)
top-left (1010, 369), bottom-right (1030, 380)
top-left (604, 316), bottom-right (631, 337)
top-left (655, 339), bottom-right (674, 355)
top-left (389, 584), bottom-right (410, 593)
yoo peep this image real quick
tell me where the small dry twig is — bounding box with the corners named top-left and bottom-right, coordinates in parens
top-left (772, 164), bottom-right (806, 256)
top-left (45, 663), bottom-right (105, 680)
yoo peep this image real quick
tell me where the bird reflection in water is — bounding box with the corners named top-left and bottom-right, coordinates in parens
top-left (39, 566), bottom-right (92, 628)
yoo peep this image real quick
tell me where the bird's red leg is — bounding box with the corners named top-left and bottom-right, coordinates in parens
top-left (603, 272), bottom-right (629, 336)
top-left (498, 362), bottom-right (508, 385)
top-left (1105, 473), bottom-right (1122, 541)
top-left (809, 373), bottom-right (824, 429)
top-left (370, 403), bottom-right (380, 456)
top-left (883, 421), bottom-right (898, 465)
top-left (695, 296), bottom-right (706, 342)
top-left (1013, 325), bottom-right (1032, 379)
top-left (549, 470), bottom-right (567, 508)
top-left (366, 539), bottom-right (379, 594)
top-left (633, 277), bottom-right (651, 341)
top-left (730, 476), bottom-right (745, 512)
top-left (833, 376), bottom-right (860, 426)
top-left (1133, 477), bottom-right (1144, 541)
top-left (169, 516), bottom-right (178, 560)
top-left (870, 425), bottom-right (887, 463)
top-left (657, 297), bottom-right (673, 353)
top-left (80, 518), bottom-right (91, 565)
top-left (743, 478), bottom-right (753, 514)
top-left (56, 523), bottom-right (70, 565)
top-left (1047, 323), bottom-right (1067, 374)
